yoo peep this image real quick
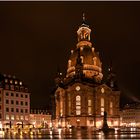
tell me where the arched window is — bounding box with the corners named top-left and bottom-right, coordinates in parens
top-left (101, 97), bottom-right (104, 116)
top-left (76, 95), bottom-right (81, 115)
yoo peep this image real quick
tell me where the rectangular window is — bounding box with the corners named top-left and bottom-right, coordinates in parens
top-left (0, 114), bottom-right (2, 119)
top-left (16, 93), bottom-right (19, 97)
top-left (21, 101), bottom-right (23, 105)
top-left (10, 85), bottom-right (14, 91)
top-left (88, 100), bottom-right (91, 106)
top-left (21, 109), bottom-right (23, 113)
top-left (25, 109), bottom-right (28, 113)
top-left (16, 115), bottom-right (19, 120)
top-left (25, 95), bottom-right (28, 98)
top-left (25, 102), bottom-right (28, 106)
top-left (0, 106), bottom-right (1, 110)
top-left (88, 107), bottom-right (92, 115)
top-left (6, 114), bottom-right (9, 120)
top-left (11, 115), bottom-right (14, 120)
top-left (16, 108), bottom-right (19, 112)
top-left (5, 84), bottom-right (9, 90)
top-left (6, 108), bottom-right (9, 112)
top-left (11, 108), bottom-right (14, 112)
top-left (6, 92), bottom-right (9, 96)
top-left (25, 116), bottom-right (28, 120)
top-left (16, 101), bottom-right (19, 105)
top-left (20, 115), bottom-right (24, 120)
top-left (11, 100), bottom-right (14, 104)
top-left (11, 93), bottom-right (14, 96)
top-left (0, 97), bottom-right (1, 102)
top-left (21, 94), bottom-right (23, 98)
top-left (6, 100), bottom-right (9, 104)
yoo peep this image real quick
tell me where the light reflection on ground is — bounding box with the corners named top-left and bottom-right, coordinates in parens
top-left (1, 127), bottom-right (140, 139)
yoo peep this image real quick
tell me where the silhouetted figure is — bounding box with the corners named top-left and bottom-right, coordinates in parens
top-left (101, 111), bottom-right (115, 133)
top-left (102, 111), bottom-right (109, 130)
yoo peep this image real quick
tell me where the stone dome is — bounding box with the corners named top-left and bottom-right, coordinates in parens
top-left (66, 45), bottom-right (103, 82)
top-left (66, 16), bottom-right (103, 83)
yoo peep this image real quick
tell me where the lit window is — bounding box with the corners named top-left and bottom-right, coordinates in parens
top-left (88, 99), bottom-right (92, 115)
top-left (25, 116), bottom-right (28, 120)
top-left (10, 80), bottom-right (13, 84)
top-left (20, 115), bottom-right (24, 120)
top-left (11, 115), bottom-right (14, 120)
top-left (6, 115), bottom-right (9, 120)
top-left (101, 98), bottom-right (104, 107)
top-left (5, 79), bottom-right (8, 83)
top-left (68, 94), bottom-right (71, 115)
top-left (15, 81), bottom-right (18, 84)
top-left (110, 101), bottom-right (113, 115)
top-left (16, 115), bottom-right (19, 120)
top-left (76, 95), bottom-right (81, 115)
top-left (19, 81), bottom-right (22, 85)
top-left (101, 97), bottom-right (104, 116)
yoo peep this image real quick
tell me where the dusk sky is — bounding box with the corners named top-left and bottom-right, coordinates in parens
top-left (0, 2), bottom-right (140, 108)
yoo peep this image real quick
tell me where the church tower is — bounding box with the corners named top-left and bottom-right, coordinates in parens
top-left (54, 14), bottom-right (120, 128)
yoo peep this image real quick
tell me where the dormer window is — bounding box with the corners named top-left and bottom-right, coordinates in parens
top-left (19, 81), bottom-right (22, 85)
top-left (5, 79), bottom-right (8, 83)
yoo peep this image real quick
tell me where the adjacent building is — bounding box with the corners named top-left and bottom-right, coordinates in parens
top-left (0, 74), bottom-right (30, 129)
top-left (30, 109), bottom-right (52, 128)
top-left (120, 102), bottom-right (140, 127)
top-left (54, 15), bottom-right (120, 128)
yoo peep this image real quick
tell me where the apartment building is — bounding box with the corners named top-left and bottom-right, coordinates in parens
top-left (0, 74), bottom-right (30, 129)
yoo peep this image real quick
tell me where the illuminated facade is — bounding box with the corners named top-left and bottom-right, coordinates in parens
top-left (121, 103), bottom-right (140, 127)
top-left (0, 74), bottom-right (30, 129)
top-left (30, 109), bottom-right (52, 128)
top-left (54, 15), bottom-right (120, 128)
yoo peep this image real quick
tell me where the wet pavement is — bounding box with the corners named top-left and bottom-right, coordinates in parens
top-left (1, 127), bottom-right (140, 139)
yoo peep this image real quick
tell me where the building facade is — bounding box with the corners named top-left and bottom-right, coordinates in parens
top-left (30, 109), bottom-right (52, 128)
top-left (120, 103), bottom-right (140, 127)
top-left (54, 15), bottom-right (120, 128)
top-left (0, 74), bottom-right (30, 129)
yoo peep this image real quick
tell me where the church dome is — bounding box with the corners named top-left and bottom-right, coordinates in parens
top-left (66, 14), bottom-right (103, 82)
